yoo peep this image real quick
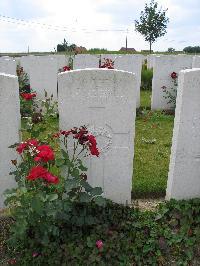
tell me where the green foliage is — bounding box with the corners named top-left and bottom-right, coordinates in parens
top-left (162, 76), bottom-right (178, 109)
top-left (183, 46), bottom-right (200, 53)
top-left (135, 0), bottom-right (169, 53)
top-left (3, 199), bottom-right (200, 265)
top-left (141, 63), bottom-right (153, 90)
top-left (57, 38), bottom-right (76, 52)
top-left (167, 47), bottom-right (176, 53)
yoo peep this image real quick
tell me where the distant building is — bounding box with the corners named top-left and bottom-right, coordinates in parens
top-left (119, 47), bottom-right (136, 52)
top-left (74, 46), bottom-right (87, 54)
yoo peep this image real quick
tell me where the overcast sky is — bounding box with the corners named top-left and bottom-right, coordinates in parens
top-left (0, 0), bottom-right (199, 53)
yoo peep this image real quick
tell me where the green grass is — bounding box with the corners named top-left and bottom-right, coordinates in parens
top-left (133, 109), bottom-right (174, 198)
top-left (140, 90), bottom-right (152, 108)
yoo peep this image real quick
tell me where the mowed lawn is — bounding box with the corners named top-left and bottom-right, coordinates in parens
top-left (132, 90), bottom-right (174, 198)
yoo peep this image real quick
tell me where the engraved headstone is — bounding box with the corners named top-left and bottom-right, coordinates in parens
top-left (166, 69), bottom-right (200, 199)
top-left (58, 69), bottom-right (137, 204)
top-left (0, 73), bottom-right (20, 208)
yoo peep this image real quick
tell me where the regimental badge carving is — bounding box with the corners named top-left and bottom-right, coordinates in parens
top-left (88, 125), bottom-right (112, 154)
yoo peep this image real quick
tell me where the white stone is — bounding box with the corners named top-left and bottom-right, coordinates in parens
top-left (20, 55), bottom-right (35, 76)
top-left (29, 56), bottom-right (58, 99)
top-left (0, 58), bottom-right (16, 75)
top-left (166, 69), bottom-right (200, 200)
top-left (147, 54), bottom-right (158, 69)
top-left (58, 68), bottom-right (137, 204)
top-left (73, 54), bottom-right (100, 69)
top-left (192, 56), bottom-right (200, 68)
top-left (100, 54), bottom-right (143, 107)
top-left (0, 73), bottom-right (20, 208)
top-left (50, 55), bottom-right (70, 71)
top-left (151, 55), bottom-right (193, 110)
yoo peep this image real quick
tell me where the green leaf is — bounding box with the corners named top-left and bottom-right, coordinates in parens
top-left (47, 194), bottom-right (58, 201)
top-left (86, 236), bottom-right (93, 248)
top-left (61, 149), bottom-right (69, 160)
top-left (81, 180), bottom-right (93, 192)
top-left (91, 187), bottom-right (103, 196)
top-left (71, 168), bottom-right (80, 178)
top-left (77, 159), bottom-right (88, 171)
top-left (65, 178), bottom-right (80, 192)
top-left (31, 196), bottom-right (43, 215)
top-left (55, 158), bottom-right (66, 167)
top-left (79, 192), bottom-right (92, 203)
top-left (93, 196), bottom-right (106, 207)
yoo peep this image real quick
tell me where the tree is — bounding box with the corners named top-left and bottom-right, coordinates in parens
top-left (183, 46), bottom-right (200, 54)
top-left (168, 47), bottom-right (175, 53)
top-left (57, 38), bottom-right (76, 52)
top-left (135, 0), bottom-right (169, 53)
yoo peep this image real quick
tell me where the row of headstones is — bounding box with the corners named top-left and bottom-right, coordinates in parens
top-left (1, 54), bottom-right (200, 111)
top-left (147, 54), bottom-right (200, 110)
top-left (0, 54), bottom-right (144, 107)
top-left (1, 67), bottom-right (200, 208)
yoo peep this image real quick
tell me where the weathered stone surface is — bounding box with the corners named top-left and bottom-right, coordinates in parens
top-left (101, 54), bottom-right (143, 107)
top-left (151, 55), bottom-right (193, 110)
top-left (192, 56), bottom-right (200, 68)
top-left (58, 68), bottom-right (137, 204)
top-left (0, 73), bottom-right (20, 208)
top-left (0, 58), bottom-right (16, 75)
top-left (73, 54), bottom-right (99, 69)
top-left (166, 69), bottom-right (200, 200)
top-left (29, 56), bottom-right (58, 99)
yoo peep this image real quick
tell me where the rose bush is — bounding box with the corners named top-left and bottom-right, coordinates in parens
top-left (162, 71), bottom-right (178, 109)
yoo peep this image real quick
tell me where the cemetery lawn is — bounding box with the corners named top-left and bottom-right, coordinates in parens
top-left (140, 90), bottom-right (151, 108)
top-left (133, 108), bottom-right (174, 198)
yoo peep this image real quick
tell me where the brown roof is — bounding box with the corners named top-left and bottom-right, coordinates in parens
top-left (119, 47), bottom-right (136, 52)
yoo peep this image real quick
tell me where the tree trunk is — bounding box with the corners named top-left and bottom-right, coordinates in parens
top-left (149, 41), bottom-right (152, 54)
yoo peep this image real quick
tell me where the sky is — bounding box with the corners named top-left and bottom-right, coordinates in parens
top-left (0, 0), bottom-right (200, 53)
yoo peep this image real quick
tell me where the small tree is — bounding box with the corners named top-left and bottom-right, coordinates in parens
top-left (135, 0), bottom-right (169, 53)
top-left (168, 47), bottom-right (175, 53)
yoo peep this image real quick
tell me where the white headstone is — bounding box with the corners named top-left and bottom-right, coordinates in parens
top-left (166, 69), bottom-right (200, 200)
top-left (29, 56), bottom-right (58, 99)
top-left (0, 73), bottom-right (20, 208)
top-left (73, 54), bottom-right (99, 69)
top-left (50, 55), bottom-right (70, 71)
top-left (151, 55), bottom-right (193, 110)
top-left (147, 54), bottom-right (158, 69)
top-left (58, 69), bottom-right (137, 204)
top-left (113, 55), bottom-right (143, 107)
top-left (20, 55), bottom-right (35, 76)
top-left (0, 58), bottom-right (16, 75)
top-left (192, 56), bottom-right (200, 68)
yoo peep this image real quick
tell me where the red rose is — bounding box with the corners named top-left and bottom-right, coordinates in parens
top-left (16, 139), bottom-right (38, 154)
top-left (34, 145), bottom-right (55, 162)
top-left (96, 240), bottom-right (103, 249)
top-left (27, 166), bottom-right (59, 184)
top-left (63, 66), bottom-right (71, 71)
top-left (87, 135), bottom-right (100, 157)
top-left (20, 93), bottom-right (36, 100)
top-left (171, 72), bottom-right (177, 79)
top-left (27, 166), bottom-right (48, 181)
top-left (43, 172), bottom-right (59, 184)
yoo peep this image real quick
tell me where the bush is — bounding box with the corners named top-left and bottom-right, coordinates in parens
top-left (141, 63), bottom-right (153, 90)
